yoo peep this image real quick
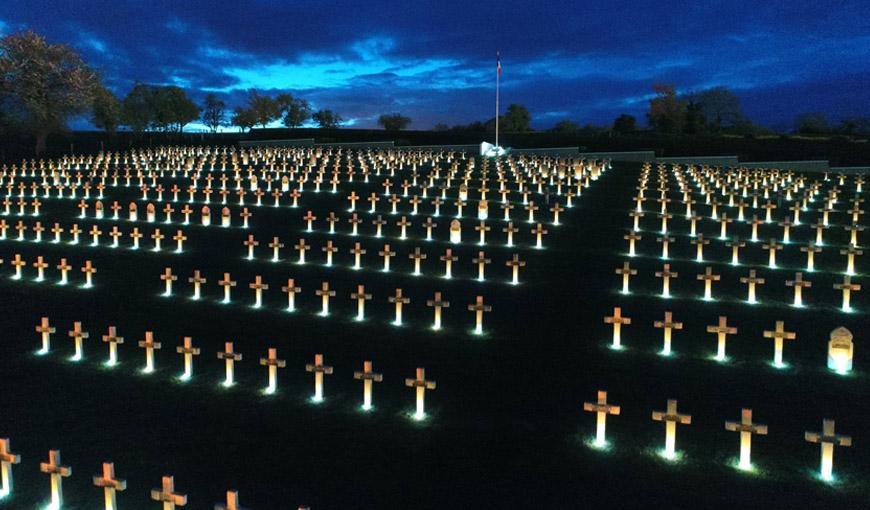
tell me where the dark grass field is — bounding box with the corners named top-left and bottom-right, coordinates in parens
top-left (0, 159), bottom-right (867, 509)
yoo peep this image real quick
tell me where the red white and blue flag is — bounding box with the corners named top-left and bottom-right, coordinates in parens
top-left (497, 52), bottom-right (502, 75)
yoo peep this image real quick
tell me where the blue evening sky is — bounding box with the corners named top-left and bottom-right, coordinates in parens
top-left (1, 0), bottom-right (868, 131)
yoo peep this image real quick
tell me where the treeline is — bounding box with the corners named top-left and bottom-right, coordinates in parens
top-left (3, 27), bottom-right (869, 157)
top-left (443, 85), bottom-right (870, 139)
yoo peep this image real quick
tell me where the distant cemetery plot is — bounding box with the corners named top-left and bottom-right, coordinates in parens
top-left (0, 146), bottom-right (866, 506)
top-left (0, 145), bottom-right (609, 506)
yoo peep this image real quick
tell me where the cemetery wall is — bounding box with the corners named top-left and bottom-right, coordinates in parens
top-left (658, 155), bottom-right (739, 166)
top-left (239, 138), bottom-right (315, 147)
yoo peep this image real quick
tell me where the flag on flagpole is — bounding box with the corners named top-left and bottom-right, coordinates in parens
top-left (497, 52), bottom-right (502, 75)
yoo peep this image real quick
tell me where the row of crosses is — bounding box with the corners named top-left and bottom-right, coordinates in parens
top-left (159, 269), bottom-right (493, 333)
top-left (605, 307), bottom-right (827, 368)
top-left (0, 443), bottom-right (313, 510)
top-left (615, 261), bottom-right (863, 310)
top-left (35, 317), bottom-right (441, 416)
top-left (580, 392), bottom-right (851, 479)
top-left (4, 254), bottom-right (95, 286)
top-left (624, 231), bottom-right (863, 272)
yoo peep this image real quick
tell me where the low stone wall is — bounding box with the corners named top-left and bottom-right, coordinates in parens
top-left (239, 138), bottom-right (315, 147)
top-left (739, 160), bottom-right (830, 172)
top-left (579, 151), bottom-right (655, 162)
top-left (658, 155), bottom-right (739, 166)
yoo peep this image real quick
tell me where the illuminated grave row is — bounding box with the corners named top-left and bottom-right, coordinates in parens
top-left (35, 317), bottom-right (441, 414)
top-left (580, 393), bottom-right (852, 479)
top-left (623, 231), bottom-right (862, 275)
top-left (72, 200), bottom-right (254, 229)
top-left (602, 308), bottom-right (856, 372)
top-left (637, 159), bottom-right (863, 200)
top-left (160, 268), bottom-right (493, 332)
top-left (4, 253), bottom-right (95, 286)
top-left (1, 442), bottom-right (314, 510)
top-left (615, 260), bottom-right (863, 311)
top-left (9, 165), bottom-right (582, 218)
top-left (239, 235), bottom-right (530, 280)
top-left (0, 218), bottom-right (191, 252)
top-left (1, 148), bottom-right (598, 214)
top-left (632, 213), bottom-right (864, 250)
top-left (294, 213), bottom-right (550, 246)
top-left (632, 167), bottom-right (862, 224)
top-left (0, 145), bottom-right (604, 213)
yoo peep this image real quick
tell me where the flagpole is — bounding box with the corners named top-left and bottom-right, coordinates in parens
top-left (495, 52), bottom-right (500, 148)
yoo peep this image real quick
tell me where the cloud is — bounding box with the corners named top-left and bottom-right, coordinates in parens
top-left (0, 0), bottom-right (869, 130)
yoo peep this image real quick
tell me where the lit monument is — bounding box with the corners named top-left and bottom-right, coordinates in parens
top-left (582, 390), bottom-right (620, 447)
top-left (840, 246), bottom-right (862, 275)
top-left (379, 244), bottom-right (395, 272)
top-left (294, 239), bottom-right (310, 264)
top-left (92, 462), bottom-right (126, 510)
top-left (389, 288), bottom-right (410, 325)
top-left (215, 490), bottom-right (247, 510)
top-left (351, 285), bottom-right (372, 321)
top-left (614, 261), bottom-right (636, 294)
top-left (249, 276), bottom-right (269, 308)
top-left (102, 326), bottom-right (124, 366)
top-left (473, 251), bottom-right (491, 281)
top-left (316, 282), bottom-right (335, 316)
top-left (68, 322), bottom-right (89, 361)
top-left (475, 221), bottom-right (491, 245)
top-left (188, 271), bottom-right (206, 300)
top-left (260, 348), bottom-right (286, 394)
top-left (691, 234), bottom-right (709, 262)
top-left (604, 307), bottom-right (631, 349)
top-left (176, 337), bottom-right (201, 380)
top-left (762, 321), bottom-right (796, 368)
top-left (531, 223), bottom-right (547, 248)
top-left (696, 266), bottom-right (720, 300)
top-left (725, 408), bottom-right (767, 470)
top-left (707, 316), bottom-right (737, 361)
top-left (801, 243), bottom-right (822, 271)
top-left (243, 235), bottom-right (258, 260)
top-left (440, 249), bottom-right (458, 278)
top-left (409, 247), bottom-right (426, 275)
top-left (506, 254), bottom-right (526, 285)
top-left (762, 239), bottom-right (782, 267)
top-left (138, 331), bottom-right (161, 373)
top-left (270, 278), bottom-right (295, 312)
top-left (503, 222), bottom-right (518, 246)
top-left (834, 275), bottom-right (861, 311)
top-left (805, 419), bottom-right (851, 481)
top-left (405, 367), bottom-right (436, 420)
top-left (353, 361), bottom-right (383, 410)
top-left (11, 254), bottom-right (26, 279)
top-left (785, 272), bottom-right (812, 306)
top-left (827, 327), bottom-right (854, 374)
top-left (426, 292), bottom-right (450, 330)
top-left (653, 311), bottom-right (683, 356)
top-left (739, 269), bottom-right (765, 304)
top-left (350, 243), bottom-right (366, 270)
top-left (651, 399), bottom-right (692, 460)
top-left (0, 438), bottom-right (20, 498)
top-left (160, 267), bottom-right (177, 296)
top-left (218, 342), bottom-right (243, 387)
top-left (468, 296), bottom-right (492, 334)
top-left (655, 264), bottom-right (678, 297)
top-left (449, 219), bottom-right (461, 244)
top-left (150, 475), bottom-right (187, 509)
top-left (39, 449), bottom-right (71, 509)
top-left (36, 316), bottom-right (55, 354)
top-left (269, 237), bottom-right (284, 262)
top-left (305, 354), bottom-right (333, 402)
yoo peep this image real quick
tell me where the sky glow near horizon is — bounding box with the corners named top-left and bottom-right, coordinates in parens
top-left (1, 0), bottom-right (869, 131)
